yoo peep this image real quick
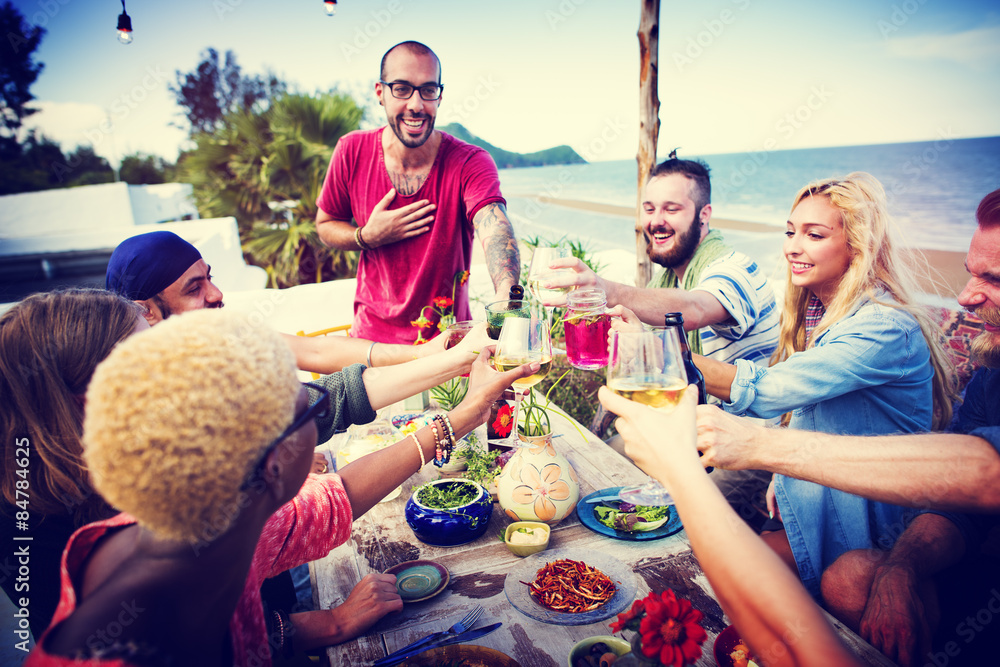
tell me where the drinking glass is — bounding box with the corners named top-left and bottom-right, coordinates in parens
top-left (444, 320), bottom-right (476, 377)
top-left (493, 302), bottom-right (552, 446)
top-left (485, 299), bottom-right (530, 340)
top-left (527, 246), bottom-right (575, 305)
top-left (606, 327), bottom-right (688, 506)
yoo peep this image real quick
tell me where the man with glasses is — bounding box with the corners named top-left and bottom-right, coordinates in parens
top-left (315, 40), bottom-right (520, 343)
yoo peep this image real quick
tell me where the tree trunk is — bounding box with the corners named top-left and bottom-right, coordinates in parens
top-left (636, 0), bottom-right (660, 289)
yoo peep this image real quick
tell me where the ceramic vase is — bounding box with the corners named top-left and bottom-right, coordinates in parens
top-left (405, 478), bottom-right (493, 546)
top-left (495, 433), bottom-right (580, 525)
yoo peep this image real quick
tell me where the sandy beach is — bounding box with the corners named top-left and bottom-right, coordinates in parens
top-left (487, 195), bottom-right (970, 300)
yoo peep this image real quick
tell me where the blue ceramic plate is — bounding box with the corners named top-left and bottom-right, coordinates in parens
top-left (385, 560), bottom-right (449, 603)
top-left (577, 487), bottom-right (683, 541)
top-left (504, 548), bottom-right (637, 625)
top-left (391, 413), bottom-right (433, 434)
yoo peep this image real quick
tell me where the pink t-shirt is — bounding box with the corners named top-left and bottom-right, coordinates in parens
top-left (26, 474), bottom-right (353, 667)
top-left (317, 128), bottom-right (505, 343)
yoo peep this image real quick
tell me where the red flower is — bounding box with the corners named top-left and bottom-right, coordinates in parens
top-left (456, 270), bottom-right (470, 286)
top-left (610, 599), bottom-right (645, 634)
top-left (491, 403), bottom-right (514, 438)
top-left (433, 296), bottom-right (453, 310)
top-left (637, 590), bottom-right (707, 667)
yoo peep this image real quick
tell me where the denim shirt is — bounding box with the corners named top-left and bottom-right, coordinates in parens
top-left (725, 297), bottom-right (934, 598)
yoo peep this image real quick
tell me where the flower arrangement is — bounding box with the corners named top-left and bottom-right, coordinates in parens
top-left (610, 589), bottom-right (708, 667)
top-left (412, 270), bottom-right (470, 343)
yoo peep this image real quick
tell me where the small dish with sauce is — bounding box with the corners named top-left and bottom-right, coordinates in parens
top-left (504, 521), bottom-right (551, 557)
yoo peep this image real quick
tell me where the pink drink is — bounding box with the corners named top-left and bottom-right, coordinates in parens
top-left (565, 313), bottom-right (611, 370)
top-left (564, 288), bottom-right (610, 370)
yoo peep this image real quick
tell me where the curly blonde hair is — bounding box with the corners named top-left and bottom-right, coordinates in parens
top-left (83, 309), bottom-right (301, 544)
top-left (772, 172), bottom-right (957, 428)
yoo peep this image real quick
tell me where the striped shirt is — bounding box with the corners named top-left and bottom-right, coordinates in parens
top-left (685, 250), bottom-right (779, 365)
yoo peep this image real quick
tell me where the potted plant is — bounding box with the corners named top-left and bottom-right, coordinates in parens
top-left (405, 478), bottom-right (493, 546)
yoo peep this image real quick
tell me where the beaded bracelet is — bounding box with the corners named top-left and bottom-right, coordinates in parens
top-left (441, 414), bottom-right (456, 445)
top-left (410, 433), bottom-right (426, 468)
top-left (430, 420), bottom-right (442, 466)
top-left (272, 608), bottom-right (293, 658)
top-left (432, 415), bottom-right (452, 466)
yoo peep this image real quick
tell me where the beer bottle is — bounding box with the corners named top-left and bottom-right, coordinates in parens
top-left (665, 312), bottom-right (712, 472)
top-left (664, 312), bottom-right (707, 404)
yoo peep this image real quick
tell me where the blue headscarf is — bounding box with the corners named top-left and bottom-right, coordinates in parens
top-left (106, 231), bottom-right (203, 301)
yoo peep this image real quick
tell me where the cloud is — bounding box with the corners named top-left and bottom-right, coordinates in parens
top-left (887, 25), bottom-right (1000, 69)
top-left (21, 100), bottom-right (188, 166)
top-left (22, 101), bottom-right (108, 149)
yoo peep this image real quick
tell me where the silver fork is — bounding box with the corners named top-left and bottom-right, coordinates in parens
top-left (377, 605), bottom-right (484, 663)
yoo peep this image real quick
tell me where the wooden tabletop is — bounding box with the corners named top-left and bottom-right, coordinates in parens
top-left (311, 405), bottom-right (894, 667)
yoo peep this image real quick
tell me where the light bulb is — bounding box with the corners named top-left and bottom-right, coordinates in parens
top-left (118, 30), bottom-right (133, 45)
top-left (324, 1), bottom-right (337, 16)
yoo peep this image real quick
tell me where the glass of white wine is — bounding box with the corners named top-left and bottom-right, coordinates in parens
top-left (606, 327), bottom-right (688, 506)
top-left (527, 246), bottom-right (574, 305)
top-left (493, 302), bottom-right (553, 446)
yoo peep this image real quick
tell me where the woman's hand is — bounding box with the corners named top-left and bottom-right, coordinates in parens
top-left (765, 476), bottom-right (782, 523)
top-left (453, 346), bottom-right (537, 428)
top-left (607, 304), bottom-right (644, 332)
top-left (451, 322), bottom-right (491, 359)
top-left (598, 384), bottom-right (701, 490)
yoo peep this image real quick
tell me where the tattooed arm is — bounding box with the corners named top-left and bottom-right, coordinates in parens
top-left (473, 202), bottom-right (520, 298)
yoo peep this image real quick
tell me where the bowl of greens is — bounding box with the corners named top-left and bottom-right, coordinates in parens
top-left (405, 478), bottom-right (493, 546)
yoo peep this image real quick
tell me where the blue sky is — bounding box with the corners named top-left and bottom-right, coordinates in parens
top-left (12, 0), bottom-right (1000, 167)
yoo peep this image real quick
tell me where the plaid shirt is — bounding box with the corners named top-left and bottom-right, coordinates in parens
top-left (804, 293), bottom-right (826, 345)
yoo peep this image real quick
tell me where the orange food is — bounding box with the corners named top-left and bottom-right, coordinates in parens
top-left (730, 639), bottom-right (762, 667)
top-left (524, 558), bottom-right (616, 613)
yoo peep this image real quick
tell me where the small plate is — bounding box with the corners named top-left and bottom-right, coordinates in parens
top-left (392, 413), bottom-right (433, 435)
top-left (401, 645), bottom-right (521, 667)
top-left (504, 548), bottom-right (637, 625)
top-left (577, 487), bottom-right (684, 541)
top-left (385, 560), bottom-right (449, 603)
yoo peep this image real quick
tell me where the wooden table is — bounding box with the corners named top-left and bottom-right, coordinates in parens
top-left (311, 405), bottom-right (893, 667)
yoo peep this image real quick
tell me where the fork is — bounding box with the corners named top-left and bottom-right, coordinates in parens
top-left (377, 605), bottom-right (484, 663)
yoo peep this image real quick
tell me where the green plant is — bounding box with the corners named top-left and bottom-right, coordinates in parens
top-left (519, 369), bottom-right (575, 437)
top-left (415, 479), bottom-right (481, 510)
top-left (430, 377), bottom-right (468, 411)
top-left (454, 443), bottom-right (503, 487)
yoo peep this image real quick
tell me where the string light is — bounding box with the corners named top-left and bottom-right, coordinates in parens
top-left (117, 0), bottom-right (133, 45)
top-left (323, 1), bottom-right (337, 17)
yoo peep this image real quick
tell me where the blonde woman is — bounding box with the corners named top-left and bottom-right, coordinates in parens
top-left (694, 172), bottom-right (957, 599)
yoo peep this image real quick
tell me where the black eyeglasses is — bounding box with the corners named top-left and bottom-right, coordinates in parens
top-left (380, 80), bottom-right (443, 101)
top-left (242, 382), bottom-right (330, 487)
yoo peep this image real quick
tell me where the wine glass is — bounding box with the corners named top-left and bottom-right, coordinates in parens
top-left (606, 327), bottom-right (687, 506)
top-left (527, 246), bottom-right (574, 305)
top-left (493, 302), bottom-right (552, 447)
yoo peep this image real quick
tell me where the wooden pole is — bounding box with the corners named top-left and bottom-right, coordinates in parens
top-left (636, 0), bottom-right (660, 288)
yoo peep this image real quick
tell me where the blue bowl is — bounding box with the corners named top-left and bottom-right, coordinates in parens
top-left (406, 478), bottom-right (493, 546)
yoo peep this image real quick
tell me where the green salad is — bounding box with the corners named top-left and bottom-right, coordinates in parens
top-left (594, 503), bottom-right (671, 532)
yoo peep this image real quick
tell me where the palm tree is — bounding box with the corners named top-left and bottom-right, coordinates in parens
top-left (179, 92), bottom-right (363, 286)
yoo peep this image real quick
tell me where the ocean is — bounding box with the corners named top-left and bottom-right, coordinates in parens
top-left (499, 135), bottom-right (1000, 254)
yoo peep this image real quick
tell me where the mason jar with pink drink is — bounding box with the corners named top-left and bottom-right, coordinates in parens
top-left (563, 288), bottom-right (611, 370)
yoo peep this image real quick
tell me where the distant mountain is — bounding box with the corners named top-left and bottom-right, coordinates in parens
top-left (439, 123), bottom-right (586, 168)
